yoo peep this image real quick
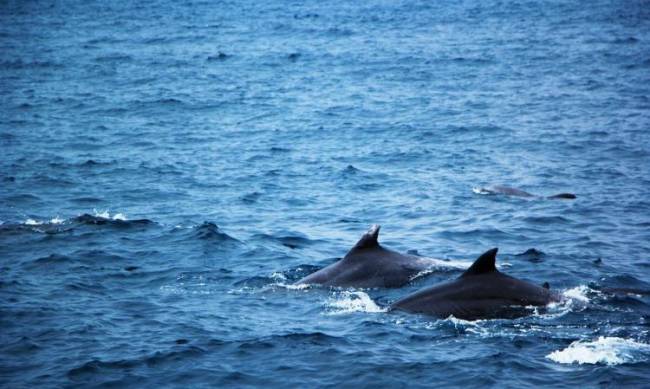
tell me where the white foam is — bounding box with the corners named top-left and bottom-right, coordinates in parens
top-left (93, 209), bottom-right (128, 221)
top-left (276, 282), bottom-right (310, 290)
top-left (417, 256), bottom-right (472, 272)
top-left (50, 216), bottom-right (65, 224)
top-left (24, 216), bottom-right (66, 225)
top-left (524, 285), bottom-right (595, 320)
top-left (25, 218), bottom-right (43, 226)
top-left (270, 272), bottom-right (287, 281)
top-left (547, 337), bottom-right (650, 365)
top-left (563, 285), bottom-right (598, 303)
top-left (444, 315), bottom-right (486, 326)
top-left (472, 186), bottom-right (491, 195)
top-left (325, 291), bottom-right (386, 315)
top-left (423, 257), bottom-right (473, 269)
top-left (410, 257), bottom-right (508, 281)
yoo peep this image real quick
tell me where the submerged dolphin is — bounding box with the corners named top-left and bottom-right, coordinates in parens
top-left (296, 225), bottom-right (451, 288)
top-left (390, 248), bottom-right (561, 320)
top-left (474, 185), bottom-right (576, 199)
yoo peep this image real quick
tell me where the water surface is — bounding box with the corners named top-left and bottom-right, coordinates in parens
top-left (1, 0), bottom-right (650, 387)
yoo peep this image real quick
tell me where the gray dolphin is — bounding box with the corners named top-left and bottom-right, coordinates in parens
top-left (296, 225), bottom-right (452, 288)
top-left (390, 248), bottom-right (561, 320)
top-left (475, 185), bottom-right (576, 199)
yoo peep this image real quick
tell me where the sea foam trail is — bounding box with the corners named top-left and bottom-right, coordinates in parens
top-left (325, 291), bottom-right (386, 315)
top-left (547, 337), bottom-right (650, 365)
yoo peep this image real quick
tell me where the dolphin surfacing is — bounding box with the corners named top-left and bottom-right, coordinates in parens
top-left (390, 248), bottom-right (561, 320)
top-left (475, 185), bottom-right (576, 199)
top-left (296, 225), bottom-right (442, 288)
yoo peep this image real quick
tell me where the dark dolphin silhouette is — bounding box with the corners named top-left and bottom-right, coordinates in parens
top-left (296, 225), bottom-right (455, 288)
top-left (390, 248), bottom-right (561, 320)
top-left (475, 185), bottom-right (576, 199)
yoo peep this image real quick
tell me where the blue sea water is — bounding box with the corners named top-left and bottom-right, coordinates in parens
top-left (2, 0), bottom-right (650, 387)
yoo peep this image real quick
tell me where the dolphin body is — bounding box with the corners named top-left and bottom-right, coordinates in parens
top-left (390, 248), bottom-right (561, 320)
top-left (296, 225), bottom-right (443, 288)
top-left (476, 185), bottom-right (576, 199)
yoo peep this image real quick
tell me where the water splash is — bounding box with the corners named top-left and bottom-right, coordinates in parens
top-left (547, 337), bottom-right (650, 365)
top-left (93, 209), bottom-right (128, 221)
top-left (324, 291), bottom-right (386, 315)
top-left (24, 216), bottom-right (65, 225)
top-left (563, 285), bottom-right (600, 303)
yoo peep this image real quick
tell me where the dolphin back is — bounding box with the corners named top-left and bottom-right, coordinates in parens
top-left (391, 248), bottom-right (560, 320)
top-left (547, 193), bottom-right (576, 199)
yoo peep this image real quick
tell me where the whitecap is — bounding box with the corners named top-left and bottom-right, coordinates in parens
top-left (25, 218), bottom-right (43, 225)
top-left (325, 291), bottom-right (386, 315)
top-left (546, 337), bottom-right (650, 365)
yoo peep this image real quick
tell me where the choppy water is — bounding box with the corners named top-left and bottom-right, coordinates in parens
top-left (2, 0), bottom-right (650, 387)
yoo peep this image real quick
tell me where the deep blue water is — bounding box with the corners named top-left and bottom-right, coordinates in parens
top-left (2, 0), bottom-right (650, 387)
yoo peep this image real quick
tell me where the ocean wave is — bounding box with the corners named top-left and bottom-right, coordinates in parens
top-left (252, 232), bottom-right (322, 249)
top-left (514, 248), bottom-right (546, 262)
top-left (191, 222), bottom-right (240, 242)
top-left (0, 211), bottom-right (154, 235)
top-left (67, 346), bottom-right (206, 378)
top-left (546, 337), bottom-right (650, 365)
top-left (73, 212), bottom-right (153, 228)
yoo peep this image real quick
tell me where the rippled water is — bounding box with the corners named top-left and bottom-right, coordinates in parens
top-left (2, 0), bottom-right (650, 387)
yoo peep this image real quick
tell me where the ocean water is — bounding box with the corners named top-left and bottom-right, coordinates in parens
top-left (1, 0), bottom-right (650, 387)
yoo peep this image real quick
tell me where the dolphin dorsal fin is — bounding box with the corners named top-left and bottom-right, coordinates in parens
top-left (461, 248), bottom-right (498, 277)
top-left (352, 224), bottom-right (381, 250)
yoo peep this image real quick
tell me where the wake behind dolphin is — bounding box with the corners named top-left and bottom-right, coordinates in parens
top-left (391, 248), bottom-right (561, 320)
top-left (296, 225), bottom-right (467, 288)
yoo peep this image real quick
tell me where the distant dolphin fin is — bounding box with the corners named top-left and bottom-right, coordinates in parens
top-left (542, 282), bottom-right (550, 289)
top-left (353, 224), bottom-right (381, 249)
top-left (547, 193), bottom-right (576, 199)
top-left (461, 248), bottom-right (498, 277)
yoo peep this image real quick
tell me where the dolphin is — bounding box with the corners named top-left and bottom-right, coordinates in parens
top-left (390, 248), bottom-right (561, 320)
top-left (474, 185), bottom-right (576, 199)
top-left (296, 225), bottom-right (453, 288)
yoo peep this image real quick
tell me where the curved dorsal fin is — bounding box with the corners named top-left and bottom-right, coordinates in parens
top-left (352, 224), bottom-right (380, 250)
top-left (461, 248), bottom-right (498, 278)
